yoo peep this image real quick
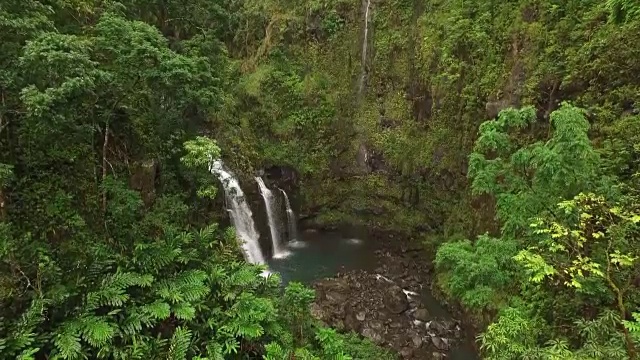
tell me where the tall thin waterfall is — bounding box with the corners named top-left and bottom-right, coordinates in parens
top-left (358, 0), bottom-right (372, 95)
top-left (210, 160), bottom-right (266, 265)
top-left (255, 177), bottom-right (289, 258)
top-left (280, 189), bottom-right (298, 241)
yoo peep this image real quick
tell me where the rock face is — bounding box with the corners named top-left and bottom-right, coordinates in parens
top-left (129, 159), bottom-right (158, 207)
top-left (485, 98), bottom-right (512, 119)
top-left (311, 232), bottom-right (469, 359)
top-left (0, 188), bottom-right (6, 220)
top-left (356, 143), bottom-right (372, 173)
top-left (263, 164), bottom-right (298, 189)
top-left (355, 143), bottom-right (387, 174)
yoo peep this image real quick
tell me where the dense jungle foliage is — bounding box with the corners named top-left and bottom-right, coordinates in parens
top-left (3, 0), bottom-right (640, 359)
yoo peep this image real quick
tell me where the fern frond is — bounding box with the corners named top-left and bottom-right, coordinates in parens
top-left (167, 327), bottom-right (191, 360)
top-left (205, 341), bottom-right (225, 360)
top-left (155, 270), bottom-right (209, 304)
top-left (15, 347), bottom-right (40, 360)
top-left (172, 303), bottom-right (196, 320)
top-left (53, 322), bottom-right (83, 360)
top-left (81, 316), bottom-right (115, 347)
top-left (198, 224), bottom-right (218, 244)
top-left (142, 300), bottom-right (172, 320)
top-left (85, 271), bottom-right (152, 310)
top-left (6, 298), bottom-right (46, 353)
top-left (264, 342), bottom-right (289, 360)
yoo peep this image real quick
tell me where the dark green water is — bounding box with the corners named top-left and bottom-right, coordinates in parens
top-left (267, 228), bottom-right (378, 284)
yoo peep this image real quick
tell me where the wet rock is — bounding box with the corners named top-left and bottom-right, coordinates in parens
top-left (454, 324), bottom-right (462, 338)
top-left (431, 336), bottom-right (449, 351)
top-left (325, 290), bottom-right (348, 304)
top-left (428, 321), bottom-right (447, 336)
top-left (390, 322), bottom-right (403, 329)
top-left (442, 319), bottom-right (458, 331)
top-left (400, 347), bottom-right (414, 358)
top-left (362, 327), bottom-right (384, 344)
top-left (414, 308), bottom-right (430, 322)
top-left (356, 143), bottom-right (373, 174)
top-left (335, 303), bottom-right (346, 319)
top-left (390, 334), bottom-right (405, 349)
top-left (368, 319), bottom-right (384, 330)
top-left (411, 335), bottom-right (423, 348)
top-left (384, 285), bottom-right (409, 314)
top-left (344, 310), bottom-right (361, 332)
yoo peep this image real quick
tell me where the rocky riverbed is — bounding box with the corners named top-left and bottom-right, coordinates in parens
top-left (309, 232), bottom-right (475, 359)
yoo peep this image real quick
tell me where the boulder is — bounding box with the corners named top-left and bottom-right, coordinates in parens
top-left (414, 308), bottom-right (430, 322)
top-left (430, 336), bottom-right (449, 351)
top-left (411, 335), bottom-right (423, 348)
top-left (356, 311), bottom-right (366, 321)
top-left (325, 290), bottom-right (348, 304)
top-left (368, 319), bottom-right (384, 330)
top-left (442, 319), bottom-right (458, 331)
top-left (384, 285), bottom-right (409, 314)
top-left (362, 327), bottom-right (384, 344)
top-left (344, 310), bottom-right (361, 332)
top-left (400, 347), bottom-right (414, 358)
top-left (390, 321), bottom-right (403, 328)
top-left (428, 321), bottom-right (447, 336)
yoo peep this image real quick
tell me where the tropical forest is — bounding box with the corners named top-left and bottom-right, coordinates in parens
top-left (2, 0), bottom-right (640, 359)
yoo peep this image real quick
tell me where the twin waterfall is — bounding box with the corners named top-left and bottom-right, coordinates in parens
top-left (255, 177), bottom-right (290, 259)
top-left (210, 160), bottom-right (297, 266)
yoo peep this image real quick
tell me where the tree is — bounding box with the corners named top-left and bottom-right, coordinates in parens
top-left (515, 193), bottom-right (640, 358)
top-left (468, 103), bottom-right (600, 236)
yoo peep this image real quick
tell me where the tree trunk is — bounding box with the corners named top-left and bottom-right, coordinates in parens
top-left (617, 290), bottom-right (637, 359)
top-left (102, 121), bottom-right (109, 216)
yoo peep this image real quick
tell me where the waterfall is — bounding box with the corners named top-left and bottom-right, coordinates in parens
top-left (255, 177), bottom-right (289, 258)
top-left (280, 189), bottom-right (298, 241)
top-left (209, 160), bottom-right (266, 265)
top-left (358, 0), bottom-right (372, 95)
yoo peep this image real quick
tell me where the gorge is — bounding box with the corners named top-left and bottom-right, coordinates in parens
top-left (213, 160), bottom-right (477, 359)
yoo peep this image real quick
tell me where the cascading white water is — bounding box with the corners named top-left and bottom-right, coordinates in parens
top-left (255, 177), bottom-right (289, 258)
top-left (358, 0), bottom-right (372, 95)
top-left (280, 189), bottom-right (298, 241)
top-left (209, 160), bottom-right (266, 265)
